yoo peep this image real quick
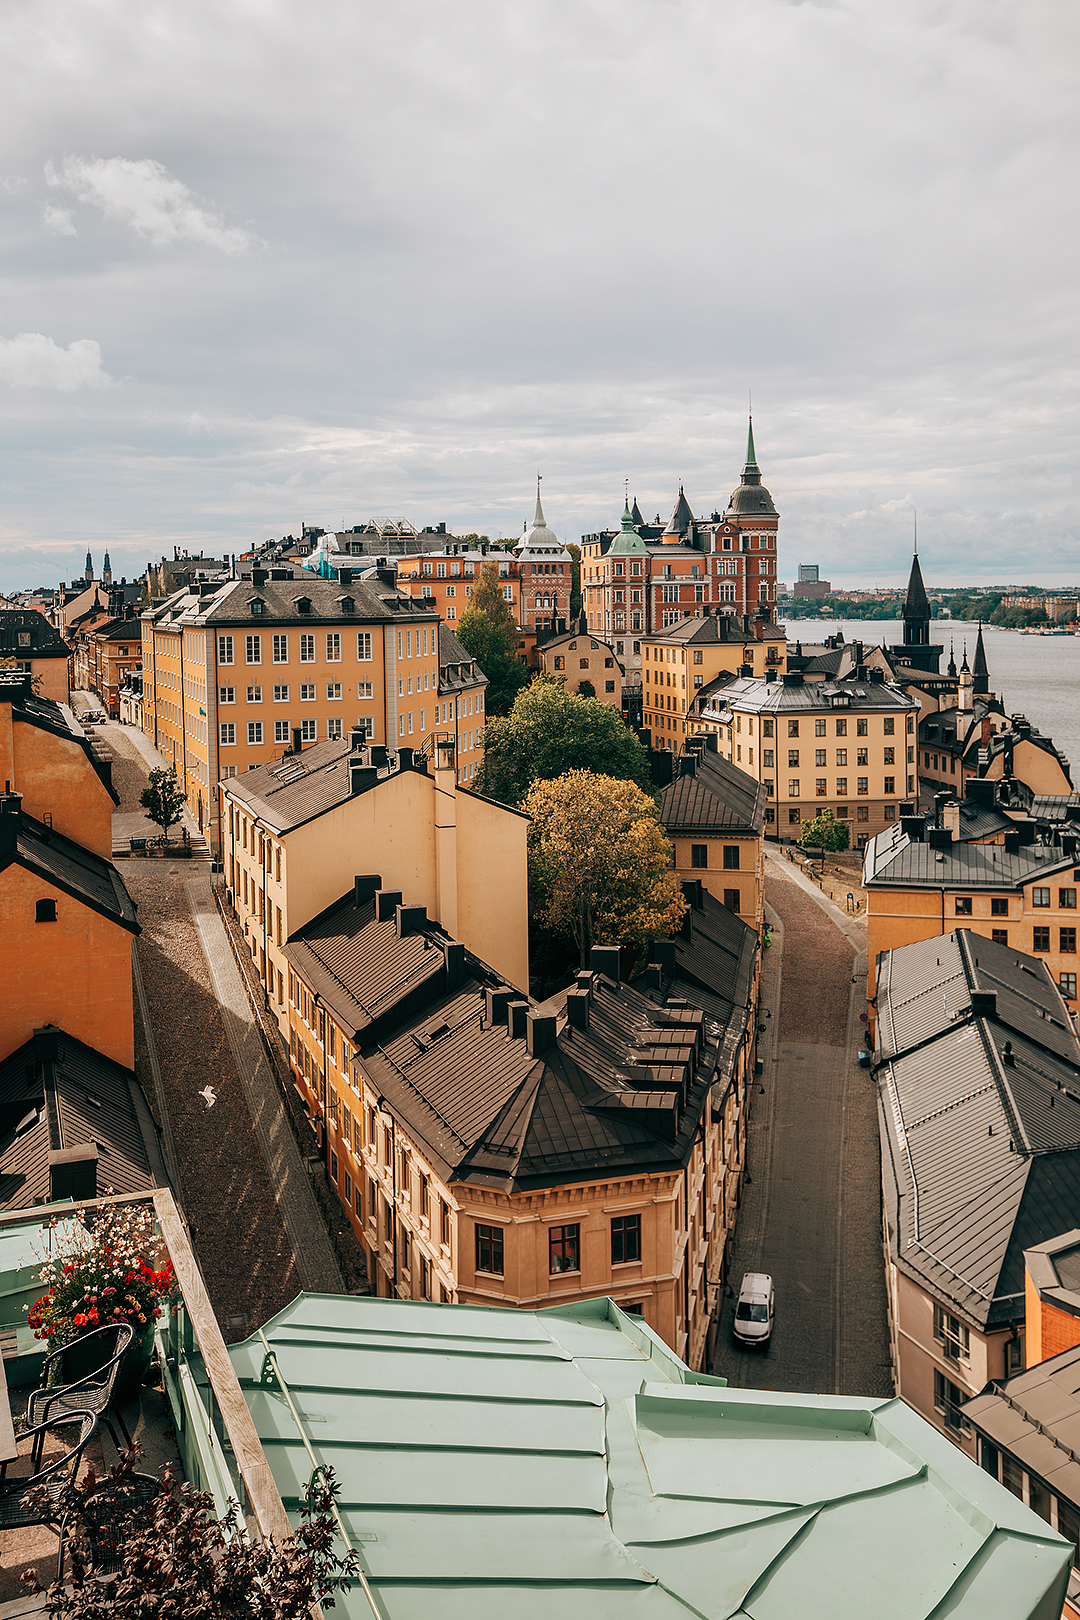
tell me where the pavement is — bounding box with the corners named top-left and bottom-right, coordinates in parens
top-left (68, 698), bottom-right (210, 858)
top-left (710, 849), bottom-right (893, 1398)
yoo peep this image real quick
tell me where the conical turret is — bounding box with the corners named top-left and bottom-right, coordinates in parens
top-left (903, 551), bottom-right (931, 647)
top-left (972, 623), bottom-right (990, 696)
top-left (726, 417), bottom-right (777, 516)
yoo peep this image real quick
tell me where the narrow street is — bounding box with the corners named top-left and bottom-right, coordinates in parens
top-left (711, 851), bottom-right (893, 1397)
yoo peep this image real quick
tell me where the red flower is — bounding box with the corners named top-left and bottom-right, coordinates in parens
top-left (72, 1313), bottom-right (88, 1327)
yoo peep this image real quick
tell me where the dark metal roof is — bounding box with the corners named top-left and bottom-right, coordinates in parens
top-left (438, 623), bottom-right (487, 690)
top-left (0, 1027), bottom-right (164, 1208)
top-left (7, 813), bottom-right (138, 933)
top-left (700, 674), bottom-right (916, 716)
top-left (0, 612), bottom-right (69, 659)
top-left (952, 801), bottom-right (1014, 841)
top-left (198, 576), bottom-right (439, 626)
top-left (876, 930), bottom-right (1080, 1327)
top-left (659, 752), bottom-right (766, 836)
top-left (1031, 795), bottom-right (1080, 821)
top-left (864, 823), bottom-right (1074, 891)
top-left (222, 739), bottom-right (413, 832)
top-left (904, 554), bottom-right (931, 621)
top-left (0, 682), bottom-right (119, 805)
top-left (281, 896), bottom-right (445, 1039)
top-left (646, 615), bottom-right (769, 648)
top-left (965, 1343), bottom-right (1080, 1506)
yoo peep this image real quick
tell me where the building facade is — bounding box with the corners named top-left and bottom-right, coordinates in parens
top-left (643, 616), bottom-right (786, 755)
top-left (538, 625), bottom-right (623, 706)
top-left (658, 738), bottom-right (768, 932)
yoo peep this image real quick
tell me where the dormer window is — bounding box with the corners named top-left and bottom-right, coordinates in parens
top-left (249, 597), bottom-right (266, 616)
top-left (295, 597), bottom-right (312, 614)
top-left (337, 595), bottom-right (355, 613)
top-left (831, 693), bottom-right (849, 707)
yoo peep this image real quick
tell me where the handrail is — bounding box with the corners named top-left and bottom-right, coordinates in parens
top-left (256, 1328), bottom-right (385, 1620)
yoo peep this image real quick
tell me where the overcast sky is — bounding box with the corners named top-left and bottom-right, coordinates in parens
top-left (1, 0), bottom-right (1077, 593)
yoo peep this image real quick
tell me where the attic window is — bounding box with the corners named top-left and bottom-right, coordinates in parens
top-left (831, 694), bottom-right (849, 707)
top-left (249, 598), bottom-right (266, 616)
top-left (296, 597), bottom-right (312, 614)
top-left (35, 899), bottom-right (57, 923)
top-left (337, 596), bottom-right (355, 613)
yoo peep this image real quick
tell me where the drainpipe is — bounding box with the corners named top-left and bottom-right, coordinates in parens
top-left (389, 1112), bottom-right (398, 1293)
top-left (260, 823), bottom-right (269, 1009)
top-left (179, 627), bottom-right (188, 798)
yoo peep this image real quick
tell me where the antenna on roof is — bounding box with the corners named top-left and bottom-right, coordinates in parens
top-left (913, 509), bottom-right (918, 556)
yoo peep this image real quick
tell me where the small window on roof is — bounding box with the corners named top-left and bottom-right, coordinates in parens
top-left (249, 597), bottom-right (266, 615)
top-left (337, 595), bottom-right (355, 613)
top-left (295, 596), bottom-right (312, 614)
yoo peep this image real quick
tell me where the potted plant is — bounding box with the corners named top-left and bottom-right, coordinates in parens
top-left (25, 1200), bottom-right (174, 1403)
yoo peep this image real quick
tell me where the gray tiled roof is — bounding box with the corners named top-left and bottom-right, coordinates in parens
top-left (876, 929), bottom-right (1080, 1326)
top-left (865, 822), bottom-right (1075, 891)
top-left (659, 752), bottom-right (766, 836)
top-left (222, 738), bottom-right (390, 831)
top-left (0, 611), bottom-right (69, 659)
top-left (200, 576), bottom-right (438, 626)
top-left (700, 674), bottom-right (917, 716)
top-left (8, 814), bottom-right (138, 933)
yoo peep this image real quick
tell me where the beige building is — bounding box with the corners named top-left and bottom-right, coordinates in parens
top-left (643, 615), bottom-right (785, 754)
top-left (658, 738), bottom-right (768, 933)
top-left (219, 733), bottom-right (530, 1035)
top-left (281, 883), bottom-right (760, 1371)
top-left (692, 668), bottom-right (919, 845)
top-left (539, 624), bottom-right (624, 706)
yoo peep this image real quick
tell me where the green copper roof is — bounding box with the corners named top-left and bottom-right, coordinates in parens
top-left (745, 416), bottom-right (758, 470)
top-left (608, 498), bottom-right (648, 557)
top-left (229, 1293), bottom-right (1070, 1620)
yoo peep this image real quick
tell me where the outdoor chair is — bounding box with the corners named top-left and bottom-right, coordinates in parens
top-left (57, 1469), bottom-right (160, 1581)
top-left (0, 1411), bottom-right (97, 1576)
top-left (28, 1323), bottom-right (135, 1456)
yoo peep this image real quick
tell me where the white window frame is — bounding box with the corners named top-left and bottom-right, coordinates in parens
top-left (245, 634), bottom-right (262, 665)
top-left (326, 633), bottom-right (342, 662)
top-left (272, 634), bottom-right (289, 664)
top-left (247, 721), bottom-right (263, 744)
top-left (299, 633), bottom-right (316, 663)
top-left (219, 722), bottom-right (236, 745)
top-left (218, 634), bottom-right (234, 665)
top-left (273, 684), bottom-right (289, 702)
top-left (299, 682), bottom-right (316, 701)
top-left (274, 719), bottom-right (291, 743)
top-left (326, 682), bottom-right (342, 700)
top-left (219, 685), bottom-right (235, 704)
top-left (300, 718), bottom-right (317, 742)
top-left (357, 632), bottom-right (373, 661)
top-left (326, 717), bottom-right (343, 740)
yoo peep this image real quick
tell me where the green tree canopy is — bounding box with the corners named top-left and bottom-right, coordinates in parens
top-left (525, 770), bottom-right (685, 968)
top-left (140, 767), bottom-right (186, 841)
top-left (477, 677), bottom-right (651, 806)
top-left (455, 561), bottom-right (530, 716)
top-left (798, 807), bottom-right (850, 853)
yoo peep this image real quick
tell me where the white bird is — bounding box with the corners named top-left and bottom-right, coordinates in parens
top-left (199, 1086), bottom-right (217, 1109)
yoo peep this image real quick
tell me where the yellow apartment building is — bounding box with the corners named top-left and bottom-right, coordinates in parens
top-left (538, 626), bottom-right (624, 706)
top-left (692, 668), bottom-right (919, 845)
top-left (141, 567), bottom-right (450, 852)
top-left (658, 739), bottom-right (768, 933)
top-left (280, 890), bottom-right (760, 1372)
top-left (219, 733), bottom-right (530, 1037)
top-left (643, 615), bottom-right (786, 753)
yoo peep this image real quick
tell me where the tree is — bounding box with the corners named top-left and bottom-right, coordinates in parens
top-left (525, 771), bottom-right (685, 968)
top-left (577, 679), bottom-right (596, 698)
top-left (477, 677), bottom-right (651, 806)
top-left (455, 562), bottom-right (530, 716)
top-left (798, 807), bottom-right (850, 853)
top-left (26, 1448), bottom-right (358, 1620)
top-left (140, 767), bottom-right (185, 843)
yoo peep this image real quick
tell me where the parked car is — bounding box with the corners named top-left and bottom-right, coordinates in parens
top-left (733, 1271), bottom-right (774, 1348)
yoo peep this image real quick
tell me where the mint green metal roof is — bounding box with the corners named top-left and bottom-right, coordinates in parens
top-left (230, 1293), bottom-right (1071, 1620)
top-left (607, 498), bottom-right (649, 557)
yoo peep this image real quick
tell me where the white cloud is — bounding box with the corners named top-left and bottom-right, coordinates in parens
top-left (0, 333), bottom-right (111, 392)
top-left (0, 176), bottom-right (27, 194)
top-left (44, 156), bottom-right (256, 254)
top-left (41, 203), bottom-right (76, 236)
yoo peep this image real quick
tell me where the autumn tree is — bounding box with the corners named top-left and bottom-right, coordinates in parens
top-left (455, 562), bottom-right (530, 715)
top-left (477, 677), bottom-right (650, 806)
top-left (525, 771), bottom-right (685, 968)
top-left (798, 806), bottom-right (850, 853)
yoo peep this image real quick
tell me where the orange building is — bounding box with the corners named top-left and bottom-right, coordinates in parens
top-left (0, 611), bottom-right (71, 704)
top-left (0, 671), bottom-right (117, 858)
top-left (397, 546), bottom-right (518, 626)
top-left (73, 615), bottom-right (143, 716)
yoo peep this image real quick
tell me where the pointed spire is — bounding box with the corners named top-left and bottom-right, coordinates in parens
top-left (745, 415), bottom-right (758, 471)
top-left (972, 621), bottom-right (990, 695)
top-left (621, 497), bottom-right (634, 530)
top-left (631, 497), bottom-right (644, 527)
top-left (960, 642), bottom-right (970, 673)
top-left (947, 641), bottom-right (957, 678)
top-left (533, 474), bottom-right (545, 529)
top-left (903, 549), bottom-right (931, 647)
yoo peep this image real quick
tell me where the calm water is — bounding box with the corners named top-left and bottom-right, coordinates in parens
top-left (793, 619), bottom-right (1080, 787)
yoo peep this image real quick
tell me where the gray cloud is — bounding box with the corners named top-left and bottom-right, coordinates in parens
top-left (0, 0), bottom-right (1076, 590)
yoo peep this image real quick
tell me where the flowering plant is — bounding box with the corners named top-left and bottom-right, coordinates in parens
top-left (24, 1200), bottom-right (174, 1347)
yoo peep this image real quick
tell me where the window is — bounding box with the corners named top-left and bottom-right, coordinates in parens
top-left (301, 719), bottom-right (317, 742)
top-left (992, 929), bottom-right (1008, 944)
top-left (857, 748), bottom-right (868, 766)
top-left (218, 634), bottom-right (234, 665)
top-left (788, 808), bottom-right (801, 824)
top-left (611, 1214), bottom-right (641, 1264)
top-left (691, 844), bottom-right (708, 868)
top-left (1063, 928), bottom-right (1078, 953)
top-left (724, 888), bottom-right (741, 912)
top-left (835, 717), bottom-right (847, 736)
top-left (763, 750), bottom-right (774, 767)
top-left (1033, 887), bottom-right (1051, 907)
top-left (883, 776), bottom-right (895, 795)
top-left (991, 897), bottom-right (1009, 916)
top-left (835, 778), bottom-right (847, 796)
top-left (954, 896), bottom-right (973, 918)
top-left (1034, 926), bottom-right (1051, 952)
top-left (549, 1223), bottom-right (580, 1274)
top-left (35, 898), bottom-right (56, 922)
top-left (815, 719), bottom-right (827, 737)
top-left (788, 780), bottom-right (800, 799)
top-left (326, 633), bottom-right (341, 662)
top-left (327, 717), bottom-right (343, 740)
top-left (856, 718), bottom-right (868, 736)
top-left (883, 804), bottom-right (895, 821)
top-left (934, 1304), bottom-right (970, 1362)
top-left (246, 684), bottom-right (262, 703)
top-left (722, 845), bottom-right (740, 870)
top-left (247, 722), bottom-right (263, 744)
top-left (272, 634), bottom-right (288, 663)
top-left (693, 650), bottom-right (703, 665)
top-left (300, 682), bottom-right (316, 700)
top-left (884, 747), bottom-right (895, 765)
top-left (355, 631), bottom-right (373, 662)
top-left (857, 777), bottom-right (868, 795)
top-left (815, 749), bottom-right (826, 767)
top-left (816, 778), bottom-right (827, 796)
top-left (1062, 974), bottom-right (1078, 1000)
top-left (299, 634), bottom-right (315, 662)
top-left (1062, 889), bottom-right (1078, 909)
top-left (357, 680), bottom-right (373, 699)
top-left (219, 685), bottom-right (235, 704)
top-left (883, 717), bottom-right (895, 736)
top-left (440, 1199), bottom-right (450, 1246)
top-left (270, 683), bottom-right (288, 703)
top-left (220, 722), bottom-right (236, 745)
top-left (933, 1369), bottom-right (970, 1434)
top-left (245, 635), bottom-right (262, 664)
top-left (1057, 1496), bottom-right (1080, 1560)
top-left (326, 682), bottom-right (342, 699)
top-left (836, 749), bottom-right (847, 767)
top-left (763, 719), bottom-right (773, 738)
top-left (274, 720), bottom-right (290, 743)
top-left (1002, 1455), bottom-right (1023, 1499)
top-left (788, 749), bottom-right (799, 767)
top-left (787, 720), bottom-right (799, 737)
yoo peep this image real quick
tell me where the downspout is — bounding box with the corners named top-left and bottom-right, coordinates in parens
top-left (179, 626), bottom-right (189, 797)
top-left (260, 822), bottom-right (269, 1008)
top-left (389, 1113), bottom-right (398, 1293)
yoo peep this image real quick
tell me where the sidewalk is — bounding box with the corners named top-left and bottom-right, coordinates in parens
top-left (76, 707), bottom-right (210, 858)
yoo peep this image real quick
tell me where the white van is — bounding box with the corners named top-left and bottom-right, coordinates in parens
top-left (733, 1272), bottom-right (774, 1348)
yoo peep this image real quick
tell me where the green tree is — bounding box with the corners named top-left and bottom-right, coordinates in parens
top-left (140, 767), bottom-right (185, 843)
top-left (798, 807), bottom-right (850, 853)
top-left (525, 771), bottom-right (685, 968)
top-left (477, 677), bottom-right (651, 806)
top-left (455, 562), bottom-right (530, 716)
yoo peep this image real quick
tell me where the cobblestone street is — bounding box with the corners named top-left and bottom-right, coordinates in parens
top-left (711, 851), bottom-right (893, 1398)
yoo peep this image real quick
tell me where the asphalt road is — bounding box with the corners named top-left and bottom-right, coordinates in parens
top-left (710, 854), bottom-right (893, 1398)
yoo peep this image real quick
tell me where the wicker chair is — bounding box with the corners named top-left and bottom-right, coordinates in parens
top-left (57, 1469), bottom-right (160, 1580)
top-left (28, 1322), bottom-right (135, 1455)
top-left (0, 1411), bottom-right (97, 1574)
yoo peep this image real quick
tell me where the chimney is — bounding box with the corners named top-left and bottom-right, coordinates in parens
top-left (292, 726), bottom-right (303, 755)
top-left (375, 889), bottom-right (403, 921)
top-left (354, 874), bottom-right (381, 908)
top-left (1003, 829), bottom-right (1020, 854)
top-left (507, 999), bottom-right (529, 1038)
top-left (900, 815), bottom-right (925, 842)
top-left (643, 964), bottom-right (663, 991)
top-left (590, 945), bottom-right (621, 984)
top-left (927, 827), bottom-right (953, 851)
top-left (33, 1026), bottom-right (60, 1065)
top-left (565, 989), bottom-right (590, 1031)
top-left (899, 801), bottom-right (915, 818)
top-left (651, 940), bottom-right (677, 978)
top-left (398, 747), bottom-right (415, 771)
top-left (782, 671), bottom-right (804, 686)
top-left (350, 765), bottom-right (378, 796)
top-left (395, 903), bottom-right (427, 938)
top-left (369, 743), bottom-right (388, 769)
top-left (970, 990), bottom-right (997, 1017)
top-left (678, 754), bottom-right (697, 778)
top-left (0, 789), bottom-right (22, 858)
top-left (350, 728), bottom-right (366, 751)
top-left (252, 568), bottom-right (267, 586)
top-left (338, 567), bottom-right (353, 586)
top-left (443, 941), bottom-right (466, 990)
top-left (942, 801), bottom-right (961, 836)
top-left (526, 1012), bottom-right (557, 1056)
top-left (485, 987), bottom-right (513, 1025)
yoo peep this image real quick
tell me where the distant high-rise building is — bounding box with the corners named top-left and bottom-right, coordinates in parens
top-left (798, 564), bottom-right (819, 583)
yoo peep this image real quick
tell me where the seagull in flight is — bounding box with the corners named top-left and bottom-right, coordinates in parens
top-left (199, 1085), bottom-right (217, 1109)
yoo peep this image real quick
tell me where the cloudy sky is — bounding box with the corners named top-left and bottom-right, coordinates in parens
top-left (0, 0), bottom-right (1077, 593)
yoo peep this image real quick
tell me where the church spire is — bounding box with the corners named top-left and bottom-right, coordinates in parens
top-left (947, 641), bottom-right (957, 678)
top-left (533, 474), bottom-right (545, 529)
top-left (745, 416), bottom-right (758, 471)
top-left (903, 549), bottom-right (931, 648)
top-left (972, 622), bottom-right (990, 695)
